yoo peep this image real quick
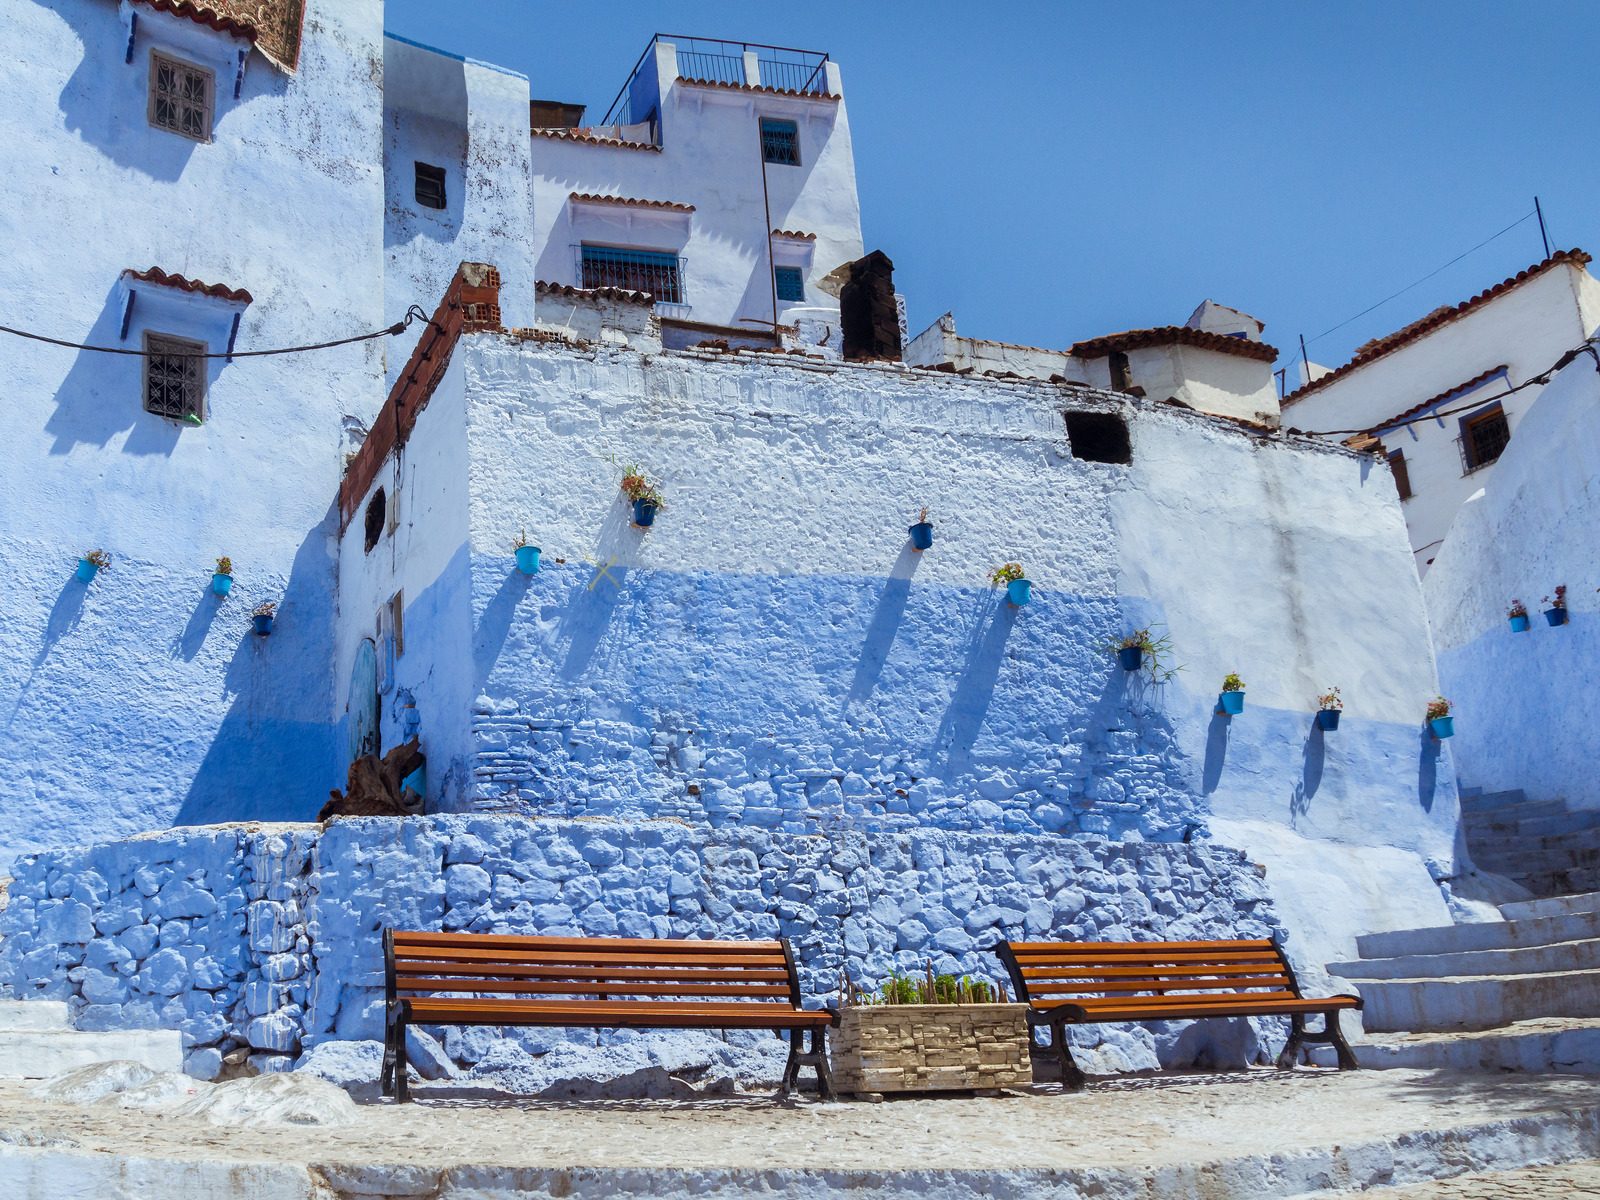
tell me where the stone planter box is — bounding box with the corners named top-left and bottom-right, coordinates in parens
top-left (830, 1003), bottom-right (1033, 1095)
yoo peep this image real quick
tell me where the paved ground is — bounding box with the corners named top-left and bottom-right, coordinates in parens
top-left (1368, 1159), bottom-right (1600, 1197)
top-left (0, 1066), bottom-right (1598, 1198)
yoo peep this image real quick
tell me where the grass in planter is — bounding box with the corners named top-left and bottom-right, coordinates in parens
top-left (841, 965), bottom-right (1009, 1006)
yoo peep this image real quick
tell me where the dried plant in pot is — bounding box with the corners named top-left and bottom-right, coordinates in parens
top-left (1507, 598), bottom-right (1529, 633)
top-left (1316, 686), bottom-right (1343, 731)
top-left (252, 600), bottom-right (278, 637)
top-left (212, 556), bottom-right (234, 597)
top-left (620, 464), bottom-right (665, 528)
top-left (1543, 585), bottom-right (1568, 626)
top-left (1426, 695), bottom-right (1454, 739)
top-left (76, 548), bottom-right (111, 583)
top-left (511, 529), bottom-right (541, 575)
top-left (830, 966), bottom-right (1031, 1096)
top-left (908, 506), bottom-right (934, 551)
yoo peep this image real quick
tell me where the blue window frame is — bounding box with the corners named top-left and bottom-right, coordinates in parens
top-left (774, 266), bottom-right (805, 303)
top-left (760, 117), bottom-right (800, 165)
top-left (580, 244), bottom-right (684, 303)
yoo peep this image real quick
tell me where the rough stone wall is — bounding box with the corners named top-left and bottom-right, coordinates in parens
top-left (0, 816), bottom-right (1285, 1078)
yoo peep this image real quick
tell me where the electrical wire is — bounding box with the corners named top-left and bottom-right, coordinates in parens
top-left (0, 304), bottom-right (441, 358)
top-left (1294, 342), bottom-right (1600, 438)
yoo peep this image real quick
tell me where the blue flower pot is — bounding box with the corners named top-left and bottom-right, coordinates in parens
top-left (1508, 614), bottom-right (1530, 633)
top-left (1545, 608), bottom-right (1567, 626)
top-left (909, 521), bottom-right (934, 551)
top-left (1219, 691), bottom-right (1245, 715)
top-left (515, 546), bottom-right (541, 575)
top-left (212, 573), bottom-right (233, 597)
top-left (1118, 646), bottom-right (1144, 671)
top-left (252, 613), bottom-right (274, 637)
top-left (1006, 578), bottom-right (1032, 606)
top-left (633, 499), bottom-right (658, 528)
top-left (75, 558), bottom-right (99, 583)
top-left (1429, 715), bottom-right (1454, 739)
top-left (1316, 709), bottom-right (1341, 731)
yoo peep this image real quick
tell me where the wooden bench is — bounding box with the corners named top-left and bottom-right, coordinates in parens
top-left (995, 937), bottom-right (1361, 1089)
top-left (382, 929), bottom-right (837, 1102)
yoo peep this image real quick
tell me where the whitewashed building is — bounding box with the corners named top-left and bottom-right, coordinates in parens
top-left (1281, 250), bottom-right (1600, 573)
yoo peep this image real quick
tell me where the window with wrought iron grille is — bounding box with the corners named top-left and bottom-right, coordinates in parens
top-left (580, 244), bottom-right (684, 304)
top-left (148, 52), bottom-right (213, 142)
top-left (774, 266), bottom-right (805, 303)
top-left (1458, 404), bottom-right (1510, 473)
top-left (143, 333), bottom-right (205, 422)
top-left (760, 117), bottom-right (800, 165)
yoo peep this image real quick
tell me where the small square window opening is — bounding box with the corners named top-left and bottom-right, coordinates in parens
top-left (143, 332), bottom-right (206, 423)
top-left (774, 266), bottom-right (805, 303)
top-left (415, 162), bottom-right (447, 210)
top-left (148, 52), bottom-right (214, 142)
top-left (760, 118), bottom-right (800, 165)
top-left (1459, 404), bottom-right (1510, 473)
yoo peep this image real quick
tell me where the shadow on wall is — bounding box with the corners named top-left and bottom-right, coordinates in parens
top-left (171, 586), bottom-right (224, 663)
top-left (174, 507), bottom-right (340, 826)
top-left (382, 107), bottom-right (467, 252)
top-left (51, 0), bottom-right (288, 181)
top-left (1290, 724), bottom-right (1326, 825)
top-left (1202, 710), bottom-right (1231, 794)
top-left (43, 284), bottom-right (176, 456)
top-left (1, 572), bottom-right (89, 736)
top-left (845, 542), bottom-right (921, 709)
top-left (930, 592), bottom-right (1017, 776)
top-left (1417, 726), bottom-right (1443, 813)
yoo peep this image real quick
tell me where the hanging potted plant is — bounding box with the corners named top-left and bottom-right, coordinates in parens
top-left (212, 556), bottom-right (234, 597)
top-left (251, 600), bottom-right (277, 638)
top-left (1104, 626), bottom-right (1180, 682)
top-left (1219, 672), bottom-right (1245, 715)
top-left (1426, 696), bottom-right (1454, 739)
top-left (76, 549), bottom-right (111, 583)
top-left (1316, 686), bottom-right (1343, 731)
top-left (990, 562), bottom-right (1030, 606)
top-left (1543, 585), bottom-right (1568, 626)
top-left (620, 464), bottom-right (664, 528)
top-left (512, 529), bottom-right (541, 575)
top-left (908, 506), bottom-right (934, 552)
top-left (1507, 599), bottom-right (1529, 633)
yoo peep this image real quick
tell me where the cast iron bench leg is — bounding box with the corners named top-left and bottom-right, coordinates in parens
top-left (1277, 1010), bottom-right (1360, 1070)
top-left (1276, 1013), bottom-right (1307, 1070)
top-left (1053, 1019), bottom-right (1087, 1091)
top-left (809, 1025), bottom-right (835, 1101)
top-left (1325, 1008), bottom-right (1360, 1069)
top-left (777, 1028), bottom-right (802, 1101)
top-left (393, 1015), bottom-right (412, 1103)
top-left (379, 1011), bottom-right (397, 1097)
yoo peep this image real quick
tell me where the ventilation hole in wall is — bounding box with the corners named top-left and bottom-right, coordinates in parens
top-left (364, 488), bottom-right (386, 553)
top-left (1065, 411), bottom-right (1132, 464)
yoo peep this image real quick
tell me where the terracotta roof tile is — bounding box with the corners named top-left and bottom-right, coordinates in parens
top-left (569, 192), bottom-right (695, 213)
top-left (771, 229), bottom-right (816, 240)
top-left (132, 0), bottom-right (306, 72)
top-left (675, 77), bottom-right (840, 101)
top-left (1283, 249), bottom-right (1591, 406)
top-left (534, 280), bottom-right (654, 305)
top-left (532, 128), bottom-right (661, 151)
top-left (123, 266), bottom-right (252, 305)
top-left (1071, 325), bottom-right (1279, 363)
top-left (1364, 364), bottom-right (1510, 433)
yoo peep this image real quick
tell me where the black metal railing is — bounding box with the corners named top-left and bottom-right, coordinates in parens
top-left (579, 246), bottom-right (685, 305)
top-left (599, 35), bottom-right (830, 125)
top-left (675, 50), bottom-right (746, 85)
top-left (757, 57), bottom-right (829, 94)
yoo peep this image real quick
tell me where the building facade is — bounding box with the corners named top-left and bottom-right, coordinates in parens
top-left (1281, 251), bottom-right (1600, 573)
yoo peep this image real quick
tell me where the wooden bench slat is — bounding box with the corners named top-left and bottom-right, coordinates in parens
top-left (395, 977), bottom-right (793, 998)
top-left (1019, 962), bottom-right (1290, 979)
top-left (1006, 938), bottom-right (1276, 953)
top-left (1012, 949), bottom-right (1284, 966)
top-left (393, 931), bottom-right (785, 954)
top-left (1040, 996), bottom-right (1359, 1017)
top-left (388, 961), bottom-right (793, 984)
top-left (402, 997), bottom-right (829, 1030)
top-left (393, 945), bottom-right (788, 969)
top-left (1025, 976), bottom-right (1293, 995)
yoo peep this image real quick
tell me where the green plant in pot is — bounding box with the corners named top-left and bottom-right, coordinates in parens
top-left (1219, 672), bottom-right (1246, 715)
top-left (620, 464), bottom-right (665, 528)
top-left (1426, 695), bottom-right (1454, 739)
top-left (991, 561), bottom-right (1031, 606)
top-left (1316, 686), bottom-right (1343, 731)
top-left (212, 555), bottom-right (234, 597)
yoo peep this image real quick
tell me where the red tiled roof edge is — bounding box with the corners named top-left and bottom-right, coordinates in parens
top-left (535, 280), bottom-right (654, 306)
top-left (1283, 249), bottom-right (1591, 406)
top-left (123, 267), bottom-right (253, 305)
top-left (532, 128), bottom-right (661, 151)
top-left (569, 192), bottom-right (694, 213)
top-left (1351, 364), bottom-right (1510, 435)
top-left (132, 0), bottom-right (257, 42)
top-left (1071, 325), bottom-right (1279, 363)
top-left (674, 77), bottom-right (841, 101)
top-left (771, 229), bottom-right (816, 240)
top-left (339, 263), bottom-right (502, 532)
top-left (130, 0), bottom-right (307, 70)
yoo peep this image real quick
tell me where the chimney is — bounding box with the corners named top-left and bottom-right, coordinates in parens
top-left (840, 250), bottom-right (901, 362)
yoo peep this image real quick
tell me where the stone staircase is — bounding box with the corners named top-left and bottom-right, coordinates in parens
top-left (0, 998), bottom-right (182, 1078)
top-left (1318, 788), bottom-right (1600, 1073)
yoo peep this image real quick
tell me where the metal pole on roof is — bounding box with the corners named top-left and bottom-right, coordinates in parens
top-left (1299, 334), bottom-right (1310, 384)
top-left (1534, 196), bottom-right (1551, 258)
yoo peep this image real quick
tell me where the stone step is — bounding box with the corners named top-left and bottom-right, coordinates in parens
top-left (1459, 788), bottom-right (1530, 813)
top-left (0, 1000), bottom-right (70, 1032)
top-left (1357, 908), bottom-right (1600, 960)
top-left (1331, 936), bottom-right (1600, 981)
top-left (1479, 809), bottom-right (1600, 840)
top-left (1307, 1017), bottom-right (1600, 1074)
top-left (1501, 890), bottom-right (1600, 922)
top-left (1506, 867), bottom-right (1600, 899)
top-left (0, 1027), bottom-right (183, 1078)
top-left (1469, 834), bottom-right (1600, 869)
top-left (1358, 968), bottom-right (1600, 1033)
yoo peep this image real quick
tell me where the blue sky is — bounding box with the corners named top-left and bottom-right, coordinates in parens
top-left (384, 1), bottom-right (1600, 379)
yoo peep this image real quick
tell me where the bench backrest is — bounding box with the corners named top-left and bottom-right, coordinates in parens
top-left (385, 930), bottom-right (805, 1011)
top-left (996, 938), bottom-right (1301, 1007)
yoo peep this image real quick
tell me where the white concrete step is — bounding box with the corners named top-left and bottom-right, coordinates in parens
top-left (1471, 840), bottom-right (1600, 875)
top-left (1331, 936), bottom-right (1600, 981)
top-left (1307, 1017), bottom-right (1600, 1074)
top-left (1459, 788), bottom-right (1530, 813)
top-left (1357, 908), bottom-right (1600, 959)
top-left (0, 1001), bottom-right (70, 1032)
top-left (1359, 968), bottom-right (1600, 1033)
top-left (0, 1027), bottom-right (182, 1078)
top-left (1482, 809), bottom-right (1600, 839)
top-left (1501, 890), bottom-right (1600, 922)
